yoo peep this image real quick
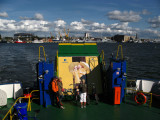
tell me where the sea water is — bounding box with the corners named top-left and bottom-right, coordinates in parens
top-left (0, 43), bottom-right (160, 88)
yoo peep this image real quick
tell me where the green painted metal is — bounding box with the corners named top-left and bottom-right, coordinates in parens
top-left (29, 100), bottom-right (160, 120)
top-left (1, 98), bottom-right (160, 120)
top-left (58, 44), bottom-right (99, 57)
top-left (0, 98), bottom-right (15, 119)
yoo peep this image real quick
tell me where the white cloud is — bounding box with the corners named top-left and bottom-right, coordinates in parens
top-left (107, 10), bottom-right (141, 22)
top-left (148, 16), bottom-right (160, 28)
top-left (0, 12), bottom-right (8, 17)
top-left (45, 19), bottom-right (67, 31)
top-left (108, 22), bottom-right (136, 35)
top-left (80, 19), bottom-right (105, 28)
top-left (81, 19), bottom-right (93, 25)
top-left (0, 17), bottom-right (159, 38)
top-left (34, 13), bottom-right (43, 20)
top-left (110, 22), bottom-right (129, 30)
top-left (140, 29), bottom-right (160, 38)
top-left (20, 13), bottom-right (44, 20)
top-left (70, 21), bottom-right (85, 30)
top-left (46, 19), bottom-right (67, 34)
top-left (67, 19), bottom-right (160, 38)
top-left (0, 19), bottom-right (49, 32)
top-left (53, 19), bottom-right (66, 27)
top-left (17, 20), bottom-right (49, 31)
top-left (0, 19), bottom-right (16, 31)
top-left (69, 19), bottom-right (133, 36)
top-left (70, 19), bottom-right (106, 33)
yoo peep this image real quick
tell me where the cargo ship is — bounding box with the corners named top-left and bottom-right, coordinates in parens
top-left (14, 39), bottom-right (26, 43)
top-left (32, 39), bottom-right (43, 43)
top-left (0, 43), bottom-right (160, 120)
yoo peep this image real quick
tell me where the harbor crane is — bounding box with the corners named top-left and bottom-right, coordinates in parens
top-left (64, 28), bottom-right (70, 40)
top-left (59, 31), bottom-right (63, 40)
top-left (50, 32), bottom-right (55, 39)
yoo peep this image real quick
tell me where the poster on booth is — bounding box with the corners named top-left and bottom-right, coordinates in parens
top-left (58, 56), bottom-right (102, 94)
top-left (69, 61), bottom-right (90, 85)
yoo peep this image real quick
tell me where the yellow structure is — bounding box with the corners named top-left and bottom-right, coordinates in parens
top-left (64, 28), bottom-right (69, 40)
top-left (57, 43), bottom-right (103, 94)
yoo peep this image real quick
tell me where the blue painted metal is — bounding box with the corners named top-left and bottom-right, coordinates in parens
top-left (38, 62), bottom-right (44, 106)
top-left (14, 103), bottom-right (28, 120)
top-left (38, 60), bottom-right (54, 107)
top-left (107, 58), bottom-right (127, 104)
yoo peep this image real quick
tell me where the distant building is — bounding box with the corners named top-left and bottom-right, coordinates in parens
top-left (113, 35), bottom-right (130, 42)
top-left (103, 36), bottom-right (112, 40)
top-left (14, 33), bottom-right (34, 41)
top-left (136, 33), bottom-right (138, 39)
top-left (84, 33), bottom-right (90, 39)
top-left (130, 36), bottom-right (136, 40)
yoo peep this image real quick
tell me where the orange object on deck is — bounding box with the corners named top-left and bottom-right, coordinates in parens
top-left (114, 87), bottom-right (121, 104)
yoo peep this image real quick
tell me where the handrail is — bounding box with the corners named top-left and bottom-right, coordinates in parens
top-left (56, 50), bottom-right (58, 76)
top-left (124, 88), bottom-right (152, 108)
top-left (3, 97), bottom-right (27, 120)
top-left (3, 90), bottom-right (39, 120)
top-left (39, 46), bottom-right (46, 61)
top-left (100, 50), bottom-right (106, 68)
top-left (27, 90), bottom-right (39, 111)
top-left (116, 45), bottom-right (123, 60)
top-left (101, 50), bottom-right (105, 60)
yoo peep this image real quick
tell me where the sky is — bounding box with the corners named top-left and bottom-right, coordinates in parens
top-left (0, 0), bottom-right (160, 38)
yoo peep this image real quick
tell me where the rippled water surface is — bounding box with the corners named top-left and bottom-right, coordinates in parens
top-left (0, 43), bottom-right (160, 88)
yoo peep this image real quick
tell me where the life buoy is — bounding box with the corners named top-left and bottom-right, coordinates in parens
top-left (134, 92), bottom-right (147, 105)
top-left (24, 94), bottom-right (32, 98)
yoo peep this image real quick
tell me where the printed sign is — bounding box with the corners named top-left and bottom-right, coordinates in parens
top-left (62, 59), bottom-right (68, 63)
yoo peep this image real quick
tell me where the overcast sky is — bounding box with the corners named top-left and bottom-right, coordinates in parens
top-left (0, 0), bottom-right (160, 38)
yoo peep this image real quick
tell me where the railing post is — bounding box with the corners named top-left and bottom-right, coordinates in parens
top-left (150, 93), bottom-right (152, 108)
top-left (57, 50), bottom-right (59, 76)
top-left (27, 96), bottom-right (31, 111)
top-left (39, 46), bottom-right (46, 61)
top-left (3, 90), bottom-right (39, 120)
top-left (116, 45), bottom-right (123, 60)
top-left (9, 110), bottom-right (12, 120)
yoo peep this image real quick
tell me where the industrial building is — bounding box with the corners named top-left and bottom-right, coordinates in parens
top-left (14, 33), bottom-right (33, 41)
top-left (84, 33), bottom-right (90, 39)
top-left (113, 35), bottom-right (131, 42)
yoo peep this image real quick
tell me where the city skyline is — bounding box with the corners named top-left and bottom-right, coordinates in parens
top-left (0, 0), bottom-right (160, 38)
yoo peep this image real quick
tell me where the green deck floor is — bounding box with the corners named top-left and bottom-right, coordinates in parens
top-left (0, 99), bottom-right (15, 120)
top-left (28, 101), bottom-right (160, 120)
top-left (1, 99), bottom-right (160, 120)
